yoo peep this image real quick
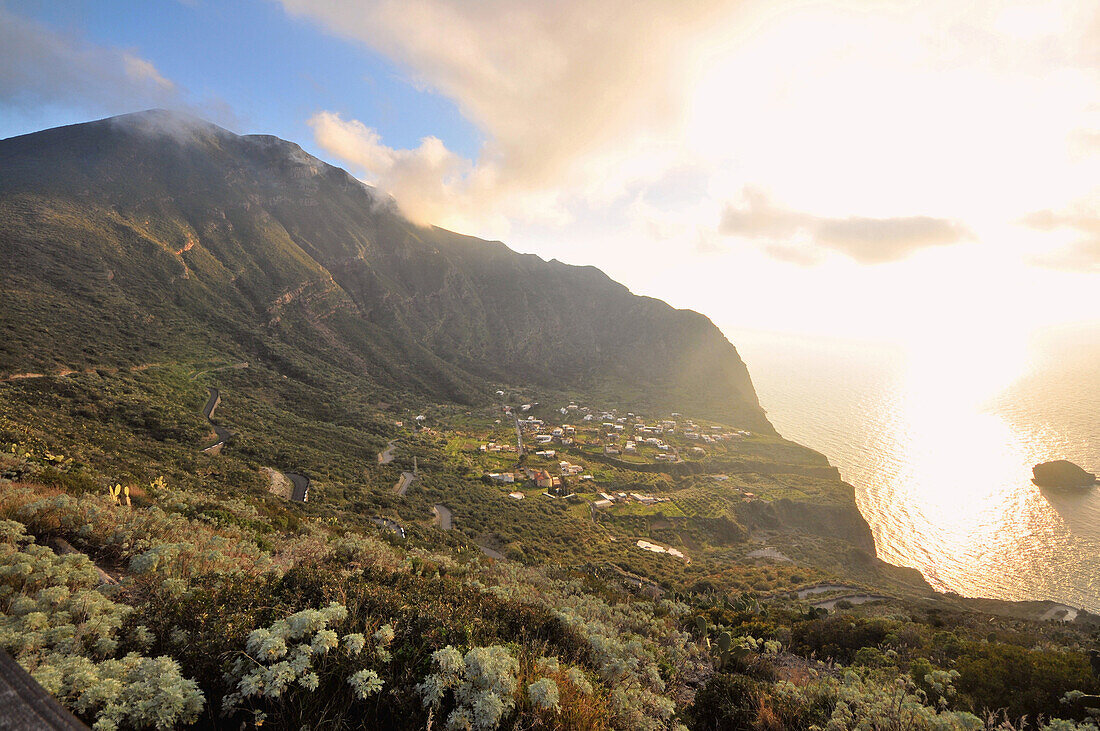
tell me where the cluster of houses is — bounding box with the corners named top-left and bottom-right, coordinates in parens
top-left (479, 441), bottom-right (519, 454)
top-left (476, 399), bottom-right (760, 513)
top-left (592, 491), bottom-right (670, 509)
top-left (485, 459), bottom-right (588, 488)
top-left (527, 421), bottom-right (576, 447)
top-left (682, 424), bottom-right (754, 445)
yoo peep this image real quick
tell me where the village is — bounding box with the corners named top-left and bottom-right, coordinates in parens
top-left (474, 398), bottom-right (760, 519)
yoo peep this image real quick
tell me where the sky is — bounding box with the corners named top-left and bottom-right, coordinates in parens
top-left (1, 0), bottom-right (1097, 357)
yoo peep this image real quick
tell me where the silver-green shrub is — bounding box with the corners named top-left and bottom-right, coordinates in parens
top-left (0, 526), bottom-right (204, 729)
top-left (418, 645), bottom-right (520, 730)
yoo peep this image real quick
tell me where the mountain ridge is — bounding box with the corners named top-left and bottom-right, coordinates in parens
top-left (0, 109), bottom-right (772, 432)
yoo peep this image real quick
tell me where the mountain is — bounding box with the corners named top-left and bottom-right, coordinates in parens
top-left (0, 110), bottom-right (770, 432)
top-left (6, 112), bottom-right (1100, 731)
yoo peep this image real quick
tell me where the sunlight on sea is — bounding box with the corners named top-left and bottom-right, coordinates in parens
top-left (732, 324), bottom-right (1100, 612)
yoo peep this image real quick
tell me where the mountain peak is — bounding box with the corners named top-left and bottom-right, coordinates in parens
top-left (0, 112), bottom-right (772, 431)
top-left (104, 108), bottom-right (232, 139)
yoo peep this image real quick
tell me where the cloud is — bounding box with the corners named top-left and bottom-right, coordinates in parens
top-left (763, 243), bottom-right (824, 267)
top-left (1036, 238), bottom-right (1100, 273)
top-left (1068, 129), bottom-right (1100, 157)
top-left (719, 188), bottom-right (970, 264)
top-left (308, 110), bottom-right (573, 232)
top-left (1023, 204), bottom-right (1100, 272)
top-left (815, 217), bottom-right (972, 264)
top-left (281, 0), bottom-right (737, 228)
top-left (0, 7), bottom-right (234, 129)
top-left (308, 111), bottom-right (476, 226)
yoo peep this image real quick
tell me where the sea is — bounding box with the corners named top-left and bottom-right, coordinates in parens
top-left (731, 323), bottom-right (1100, 612)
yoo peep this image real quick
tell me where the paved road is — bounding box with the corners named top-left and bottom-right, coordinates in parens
top-left (202, 387), bottom-right (220, 419)
top-left (795, 584), bottom-right (863, 599)
top-left (501, 400), bottom-right (525, 455)
top-left (511, 413), bottom-right (524, 455)
top-left (1039, 604), bottom-right (1080, 622)
top-left (286, 473), bottom-right (310, 502)
top-left (432, 504), bottom-right (452, 530)
top-left (378, 440), bottom-right (397, 464)
top-left (0, 649), bottom-right (88, 731)
top-left (370, 517), bottom-right (405, 538)
top-left (480, 545), bottom-right (504, 560)
top-left (394, 471), bottom-right (416, 496)
top-left (201, 387), bottom-right (233, 453)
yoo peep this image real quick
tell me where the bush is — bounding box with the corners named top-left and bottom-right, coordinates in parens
top-left (688, 673), bottom-right (761, 730)
top-left (954, 643), bottom-right (1100, 720)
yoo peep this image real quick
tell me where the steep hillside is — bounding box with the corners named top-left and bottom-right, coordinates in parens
top-left (0, 110), bottom-right (769, 431)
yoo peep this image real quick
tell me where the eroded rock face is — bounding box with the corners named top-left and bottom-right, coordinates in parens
top-left (1033, 460), bottom-right (1097, 489)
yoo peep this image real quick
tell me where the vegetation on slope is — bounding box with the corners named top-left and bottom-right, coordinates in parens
top-left (0, 110), bottom-right (770, 431)
top-left (1, 111), bottom-right (1099, 730)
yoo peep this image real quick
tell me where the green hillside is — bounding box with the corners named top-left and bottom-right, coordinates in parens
top-left (1, 112), bottom-right (1098, 731)
top-left (0, 110), bottom-right (768, 432)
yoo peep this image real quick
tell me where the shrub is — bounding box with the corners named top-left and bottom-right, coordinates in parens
top-left (0, 529), bottom-right (204, 729)
top-left (419, 645), bottom-right (520, 730)
top-left (687, 673), bottom-right (761, 730)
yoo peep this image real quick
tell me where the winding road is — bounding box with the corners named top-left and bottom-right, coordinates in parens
top-left (378, 440), bottom-right (397, 464)
top-left (432, 504), bottom-right (452, 530)
top-left (189, 361), bottom-right (249, 381)
top-left (285, 473), bottom-right (310, 503)
top-left (370, 517), bottom-right (405, 538)
top-left (201, 387), bottom-right (234, 454)
top-left (196, 377), bottom-right (308, 503)
top-left (480, 545), bottom-right (504, 560)
top-left (1, 362), bottom-right (166, 383)
top-left (810, 594), bottom-right (889, 611)
top-left (394, 471), bottom-right (416, 496)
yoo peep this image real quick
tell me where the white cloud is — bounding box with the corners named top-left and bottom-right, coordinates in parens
top-left (285, 1), bottom-right (1096, 254)
top-left (309, 111), bottom-right (473, 226)
top-left (122, 55), bottom-right (176, 92)
top-left (718, 188), bottom-right (971, 264)
top-left (1023, 200), bottom-right (1100, 273)
top-left (282, 0), bottom-right (739, 231)
top-left (0, 7), bottom-right (234, 131)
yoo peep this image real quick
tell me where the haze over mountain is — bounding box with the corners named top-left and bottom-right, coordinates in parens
top-left (0, 110), bottom-right (769, 432)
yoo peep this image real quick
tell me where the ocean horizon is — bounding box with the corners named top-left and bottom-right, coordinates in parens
top-left (733, 323), bottom-right (1100, 612)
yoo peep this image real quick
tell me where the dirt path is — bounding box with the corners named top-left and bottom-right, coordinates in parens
top-left (189, 362), bottom-right (249, 381)
top-left (432, 504), bottom-right (452, 530)
top-left (810, 594), bottom-right (890, 611)
top-left (1, 362), bottom-right (166, 383)
top-left (263, 467), bottom-right (294, 500)
top-left (796, 584), bottom-right (864, 600)
top-left (50, 537), bottom-right (119, 586)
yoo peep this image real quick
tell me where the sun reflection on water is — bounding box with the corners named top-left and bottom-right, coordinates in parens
top-left (734, 325), bottom-right (1100, 611)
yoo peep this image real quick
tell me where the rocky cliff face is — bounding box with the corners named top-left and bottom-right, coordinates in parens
top-left (0, 110), bottom-right (770, 431)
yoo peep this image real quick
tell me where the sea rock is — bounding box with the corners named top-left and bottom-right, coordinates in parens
top-left (1032, 460), bottom-right (1097, 489)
